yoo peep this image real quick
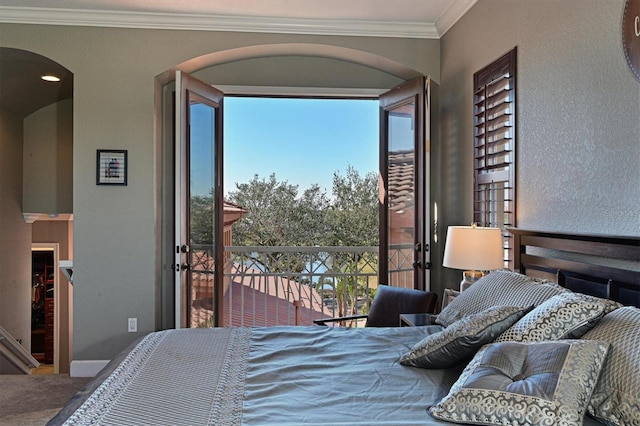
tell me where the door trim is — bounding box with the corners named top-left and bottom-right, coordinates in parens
top-left (379, 77), bottom-right (427, 290)
top-left (174, 70), bottom-right (224, 328)
top-left (31, 243), bottom-right (60, 373)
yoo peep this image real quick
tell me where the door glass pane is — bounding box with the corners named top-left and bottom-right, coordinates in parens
top-left (387, 102), bottom-right (415, 289)
top-left (189, 100), bottom-right (216, 328)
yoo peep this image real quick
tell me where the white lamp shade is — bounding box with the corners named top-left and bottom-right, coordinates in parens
top-left (443, 226), bottom-right (504, 271)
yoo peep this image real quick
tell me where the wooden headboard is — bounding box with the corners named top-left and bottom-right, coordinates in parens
top-left (509, 228), bottom-right (640, 308)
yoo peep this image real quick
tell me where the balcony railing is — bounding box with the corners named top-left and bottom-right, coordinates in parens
top-left (189, 245), bottom-right (414, 328)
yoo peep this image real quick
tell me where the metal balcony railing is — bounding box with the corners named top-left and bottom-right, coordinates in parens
top-left (189, 245), bottom-right (414, 328)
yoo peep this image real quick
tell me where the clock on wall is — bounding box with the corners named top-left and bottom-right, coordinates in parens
top-left (623, 0), bottom-right (640, 82)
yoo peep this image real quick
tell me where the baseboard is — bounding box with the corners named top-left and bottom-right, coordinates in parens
top-left (70, 360), bottom-right (109, 377)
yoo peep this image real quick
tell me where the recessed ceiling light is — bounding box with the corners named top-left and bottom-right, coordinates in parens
top-left (41, 75), bottom-right (61, 82)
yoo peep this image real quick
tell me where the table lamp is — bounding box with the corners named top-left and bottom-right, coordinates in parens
top-left (443, 224), bottom-right (504, 291)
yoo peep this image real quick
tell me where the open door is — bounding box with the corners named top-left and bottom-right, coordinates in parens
top-left (174, 71), bottom-right (224, 328)
top-left (379, 77), bottom-right (434, 291)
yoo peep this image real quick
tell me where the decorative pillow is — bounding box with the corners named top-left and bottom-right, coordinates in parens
top-left (436, 270), bottom-right (569, 327)
top-left (582, 306), bottom-right (640, 426)
top-left (429, 340), bottom-right (610, 426)
top-left (441, 288), bottom-right (460, 311)
top-left (495, 292), bottom-right (617, 342)
top-left (400, 305), bottom-right (530, 369)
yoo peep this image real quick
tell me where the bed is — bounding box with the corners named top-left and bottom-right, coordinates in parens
top-left (48, 229), bottom-right (640, 426)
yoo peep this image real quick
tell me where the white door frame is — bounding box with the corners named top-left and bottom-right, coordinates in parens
top-left (31, 243), bottom-right (60, 373)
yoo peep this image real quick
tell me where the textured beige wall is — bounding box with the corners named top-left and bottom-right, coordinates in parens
top-left (434, 0), bottom-right (639, 294)
top-left (441, 0), bottom-right (639, 233)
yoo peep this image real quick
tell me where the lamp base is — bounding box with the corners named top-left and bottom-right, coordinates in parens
top-left (459, 270), bottom-right (485, 291)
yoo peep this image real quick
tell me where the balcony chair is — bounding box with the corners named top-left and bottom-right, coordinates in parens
top-left (313, 284), bottom-right (438, 327)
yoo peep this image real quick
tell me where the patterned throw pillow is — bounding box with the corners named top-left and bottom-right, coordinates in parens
top-left (495, 292), bottom-right (619, 342)
top-left (435, 270), bottom-right (568, 327)
top-left (429, 340), bottom-right (610, 426)
top-left (400, 305), bottom-right (530, 369)
top-left (582, 307), bottom-right (640, 426)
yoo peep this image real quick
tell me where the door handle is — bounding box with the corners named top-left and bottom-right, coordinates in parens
top-left (170, 263), bottom-right (191, 271)
top-left (412, 260), bottom-right (422, 269)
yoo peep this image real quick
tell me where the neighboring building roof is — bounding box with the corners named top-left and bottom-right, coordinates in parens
top-left (387, 150), bottom-right (415, 245)
top-left (223, 264), bottom-right (333, 327)
top-left (190, 262), bottom-right (333, 328)
top-left (194, 200), bottom-right (333, 328)
top-left (223, 201), bottom-right (248, 226)
top-left (387, 150), bottom-right (414, 214)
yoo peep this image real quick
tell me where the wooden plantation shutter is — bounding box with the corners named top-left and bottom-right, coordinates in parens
top-left (473, 48), bottom-right (517, 269)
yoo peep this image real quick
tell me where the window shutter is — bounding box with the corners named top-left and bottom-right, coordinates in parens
top-left (473, 48), bottom-right (517, 268)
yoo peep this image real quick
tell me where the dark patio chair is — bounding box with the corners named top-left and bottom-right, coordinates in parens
top-left (313, 284), bottom-right (438, 327)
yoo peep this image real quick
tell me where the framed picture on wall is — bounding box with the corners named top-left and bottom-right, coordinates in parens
top-left (96, 149), bottom-right (127, 185)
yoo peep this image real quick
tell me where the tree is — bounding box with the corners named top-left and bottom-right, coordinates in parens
top-left (320, 167), bottom-right (379, 320)
top-left (190, 194), bottom-right (214, 245)
top-left (326, 165), bottom-right (379, 247)
top-left (223, 168), bottom-right (379, 299)
top-left (227, 173), bottom-right (330, 247)
top-left (226, 173), bottom-right (330, 274)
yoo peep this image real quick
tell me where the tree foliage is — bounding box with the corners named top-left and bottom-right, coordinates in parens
top-left (188, 167), bottom-right (379, 320)
top-left (190, 195), bottom-right (214, 246)
top-left (226, 168), bottom-right (378, 248)
top-left (326, 166), bottom-right (379, 247)
top-left (222, 168), bottom-right (379, 274)
top-left (226, 173), bottom-right (332, 247)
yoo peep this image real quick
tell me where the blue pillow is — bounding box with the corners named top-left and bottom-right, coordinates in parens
top-left (400, 305), bottom-right (529, 369)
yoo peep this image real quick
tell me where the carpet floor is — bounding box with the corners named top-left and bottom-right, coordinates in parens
top-left (0, 374), bottom-right (91, 426)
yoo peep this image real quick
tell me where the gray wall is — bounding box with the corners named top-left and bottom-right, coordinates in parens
top-left (1, 98), bottom-right (73, 373)
top-left (23, 99), bottom-right (73, 215)
top-left (0, 24), bottom-right (439, 362)
top-left (433, 0), bottom-right (640, 293)
top-left (0, 109), bottom-right (32, 373)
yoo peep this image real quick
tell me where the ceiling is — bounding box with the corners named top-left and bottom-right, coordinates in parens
top-left (0, 48), bottom-right (73, 117)
top-left (0, 0), bottom-right (476, 117)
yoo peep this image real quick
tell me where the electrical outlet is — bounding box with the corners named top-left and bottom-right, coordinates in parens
top-left (128, 318), bottom-right (137, 332)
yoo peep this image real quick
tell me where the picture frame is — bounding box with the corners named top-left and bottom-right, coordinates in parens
top-left (96, 149), bottom-right (127, 185)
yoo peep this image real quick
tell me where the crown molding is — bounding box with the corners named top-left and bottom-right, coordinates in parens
top-left (0, 6), bottom-right (441, 39)
top-left (436, 0), bottom-right (478, 36)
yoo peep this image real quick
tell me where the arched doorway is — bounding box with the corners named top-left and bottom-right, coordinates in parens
top-left (156, 43), bottom-right (421, 91)
top-left (156, 44), bottom-right (433, 329)
top-left (0, 48), bottom-right (73, 374)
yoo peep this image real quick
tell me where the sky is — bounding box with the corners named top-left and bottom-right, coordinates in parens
top-left (223, 97), bottom-right (379, 196)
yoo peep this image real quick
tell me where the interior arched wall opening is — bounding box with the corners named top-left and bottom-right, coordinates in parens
top-left (0, 47), bottom-right (74, 374)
